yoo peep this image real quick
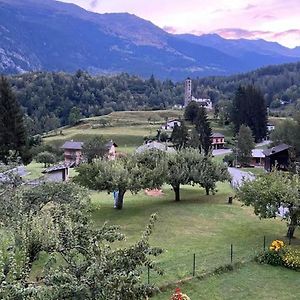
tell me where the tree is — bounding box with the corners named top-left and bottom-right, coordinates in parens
top-left (188, 127), bottom-right (200, 149)
top-left (170, 121), bottom-right (189, 149)
top-left (235, 125), bottom-right (255, 166)
top-left (0, 182), bottom-right (163, 299)
top-left (0, 76), bottom-right (31, 164)
top-left (68, 106), bottom-right (82, 126)
top-left (195, 106), bottom-right (212, 155)
top-left (184, 101), bottom-right (200, 124)
top-left (82, 136), bottom-right (108, 163)
top-left (75, 151), bottom-right (166, 209)
top-left (237, 170), bottom-right (300, 239)
top-left (191, 159), bottom-right (231, 195)
top-left (36, 151), bottom-right (57, 167)
top-left (231, 85), bottom-right (267, 142)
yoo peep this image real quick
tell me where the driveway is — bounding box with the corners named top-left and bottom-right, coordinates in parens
top-left (212, 148), bottom-right (232, 156)
top-left (228, 167), bottom-right (255, 188)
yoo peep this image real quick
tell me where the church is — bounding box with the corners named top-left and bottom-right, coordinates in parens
top-left (184, 78), bottom-right (213, 110)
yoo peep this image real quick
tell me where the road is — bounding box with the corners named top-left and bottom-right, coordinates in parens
top-left (228, 167), bottom-right (255, 188)
top-left (212, 148), bottom-right (232, 156)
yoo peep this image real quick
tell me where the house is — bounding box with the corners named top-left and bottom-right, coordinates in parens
top-left (267, 123), bottom-right (275, 132)
top-left (161, 119), bottom-right (181, 131)
top-left (42, 164), bottom-right (70, 182)
top-left (211, 133), bottom-right (225, 150)
top-left (61, 140), bottom-right (83, 165)
top-left (136, 141), bottom-right (176, 154)
top-left (263, 143), bottom-right (290, 172)
top-left (106, 140), bottom-right (118, 160)
top-left (250, 149), bottom-right (265, 167)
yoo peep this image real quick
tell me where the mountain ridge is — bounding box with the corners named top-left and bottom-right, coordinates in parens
top-left (0, 0), bottom-right (299, 79)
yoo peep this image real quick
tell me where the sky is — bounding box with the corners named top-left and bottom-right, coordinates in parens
top-left (59, 0), bottom-right (300, 48)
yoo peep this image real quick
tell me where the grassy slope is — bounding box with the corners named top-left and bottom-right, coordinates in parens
top-left (90, 183), bottom-right (299, 286)
top-left (154, 262), bottom-right (300, 300)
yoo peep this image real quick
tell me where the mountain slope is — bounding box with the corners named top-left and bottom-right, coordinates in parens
top-left (0, 0), bottom-right (300, 79)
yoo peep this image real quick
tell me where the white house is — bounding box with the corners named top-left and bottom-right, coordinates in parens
top-left (161, 119), bottom-right (181, 131)
top-left (267, 123), bottom-right (275, 132)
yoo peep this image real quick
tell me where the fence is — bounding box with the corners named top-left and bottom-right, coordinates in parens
top-left (144, 235), bottom-right (297, 286)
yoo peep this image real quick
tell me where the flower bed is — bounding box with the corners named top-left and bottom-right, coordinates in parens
top-left (257, 240), bottom-right (300, 271)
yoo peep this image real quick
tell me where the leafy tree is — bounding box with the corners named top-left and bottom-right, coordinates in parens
top-left (82, 136), bottom-right (108, 163)
top-left (235, 125), bottom-right (255, 166)
top-left (0, 183), bottom-right (163, 299)
top-left (0, 76), bottom-right (31, 164)
top-left (191, 159), bottom-right (231, 195)
top-left (170, 121), bottom-right (189, 149)
top-left (75, 151), bottom-right (166, 209)
top-left (68, 106), bottom-right (82, 125)
top-left (237, 170), bottom-right (300, 239)
top-left (36, 151), bottom-right (57, 167)
top-left (184, 101), bottom-right (200, 124)
top-left (188, 127), bottom-right (200, 149)
top-left (195, 106), bottom-right (212, 155)
top-left (231, 85), bottom-right (267, 142)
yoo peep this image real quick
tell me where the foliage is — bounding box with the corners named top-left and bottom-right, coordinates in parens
top-left (36, 151), bottom-right (57, 168)
top-left (195, 107), bottom-right (212, 155)
top-left (184, 101), bottom-right (199, 124)
top-left (237, 170), bottom-right (300, 238)
top-left (231, 85), bottom-right (267, 142)
top-left (75, 151), bottom-right (166, 209)
top-left (82, 136), bottom-right (108, 163)
top-left (235, 125), bottom-right (255, 166)
top-left (223, 153), bottom-right (235, 167)
top-left (0, 182), bottom-right (163, 299)
top-left (0, 76), bottom-right (31, 164)
top-left (257, 240), bottom-right (300, 271)
top-left (170, 121), bottom-right (189, 150)
top-left (10, 72), bottom-right (184, 134)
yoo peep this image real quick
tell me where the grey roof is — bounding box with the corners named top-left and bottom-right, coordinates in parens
top-left (252, 149), bottom-right (265, 158)
top-left (263, 143), bottom-right (290, 157)
top-left (136, 141), bottom-right (176, 154)
top-left (211, 133), bottom-right (225, 138)
top-left (62, 141), bottom-right (83, 150)
top-left (42, 164), bottom-right (69, 174)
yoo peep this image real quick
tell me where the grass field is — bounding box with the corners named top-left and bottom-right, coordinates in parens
top-left (43, 110), bottom-right (234, 154)
top-left (154, 262), bottom-right (300, 299)
top-left (89, 183), bottom-right (299, 288)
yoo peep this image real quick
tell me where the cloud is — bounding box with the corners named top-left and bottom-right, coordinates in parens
top-left (215, 28), bottom-right (272, 39)
top-left (162, 26), bottom-right (177, 34)
top-left (89, 0), bottom-right (99, 9)
top-left (272, 29), bottom-right (300, 38)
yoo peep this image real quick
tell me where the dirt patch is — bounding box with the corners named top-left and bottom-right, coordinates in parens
top-left (145, 189), bottom-right (164, 197)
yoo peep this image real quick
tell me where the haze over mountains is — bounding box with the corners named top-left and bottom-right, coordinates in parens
top-left (1, 0), bottom-right (300, 80)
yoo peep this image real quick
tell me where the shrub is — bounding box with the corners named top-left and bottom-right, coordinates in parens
top-left (256, 240), bottom-right (300, 271)
top-left (171, 287), bottom-right (191, 300)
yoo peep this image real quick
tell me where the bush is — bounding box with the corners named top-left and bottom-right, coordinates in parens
top-left (171, 288), bottom-right (190, 300)
top-left (256, 240), bottom-right (300, 271)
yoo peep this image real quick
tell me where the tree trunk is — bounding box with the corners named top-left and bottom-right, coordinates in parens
top-left (287, 213), bottom-right (297, 239)
top-left (205, 186), bottom-right (210, 195)
top-left (173, 185), bottom-right (180, 202)
top-left (115, 190), bottom-right (126, 210)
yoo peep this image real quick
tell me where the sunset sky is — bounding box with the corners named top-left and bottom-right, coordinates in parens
top-left (60, 0), bottom-right (300, 48)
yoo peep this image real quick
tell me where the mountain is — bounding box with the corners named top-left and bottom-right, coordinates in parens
top-left (0, 0), bottom-right (300, 79)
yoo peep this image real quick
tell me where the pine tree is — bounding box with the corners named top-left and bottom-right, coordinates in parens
top-left (195, 107), bottom-right (212, 155)
top-left (170, 121), bottom-right (189, 150)
top-left (235, 125), bottom-right (255, 166)
top-left (231, 85), bottom-right (267, 142)
top-left (0, 76), bottom-right (30, 164)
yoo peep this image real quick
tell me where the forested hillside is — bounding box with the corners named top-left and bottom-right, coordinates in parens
top-left (8, 61), bottom-right (300, 134)
top-left (194, 61), bottom-right (300, 106)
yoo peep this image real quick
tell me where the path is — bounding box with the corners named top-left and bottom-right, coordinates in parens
top-left (228, 167), bottom-right (255, 188)
top-left (212, 148), bottom-right (232, 156)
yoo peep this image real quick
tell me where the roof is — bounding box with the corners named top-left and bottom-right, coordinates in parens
top-left (136, 141), bottom-right (176, 154)
top-left (263, 144), bottom-right (290, 157)
top-left (251, 149), bottom-right (265, 158)
top-left (42, 164), bottom-right (69, 174)
top-left (211, 133), bottom-right (225, 138)
top-left (105, 140), bottom-right (118, 149)
top-left (62, 141), bottom-right (83, 150)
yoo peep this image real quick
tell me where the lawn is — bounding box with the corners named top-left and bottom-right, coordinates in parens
top-left (153, 262), bottom-right (300, 300)
top-left (89, 183), bottom-right (299, 286)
